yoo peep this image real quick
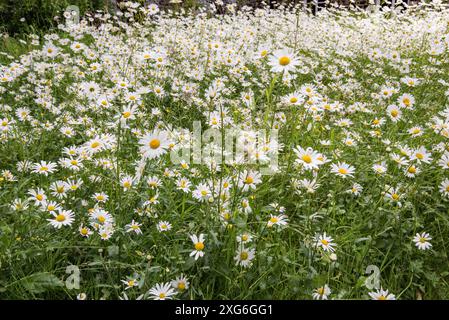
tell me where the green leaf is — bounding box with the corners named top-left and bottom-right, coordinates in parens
top-left (22, 272), bottom-right (64, 294)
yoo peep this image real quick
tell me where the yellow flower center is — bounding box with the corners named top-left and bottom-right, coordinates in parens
top-left (338, 168), bottom-right (348, 175)
top-left (178, 282), bottom-right (186, 290)
top-left (261, 50), bottom-right (268, 57)
top-left (302, 155), bottom-right (312, 164)
top-left (290, 97), bottom-right (298, 103)
top-left (391, 110), bottom-right (399, 117)
top-left (240, 252), bottom-right (249, 260)
top-left (408, 166), bottom-right (416, 174)
top-left (403, 98), bottom-right (410, 106)
top-left (56, 214), bottom-right (66, 222)
top-left (321, 239), bottom-right (329, 246)
top-left (98, 216), bottom-right (106, 223)
top-left (81, 228), bottom-right (88, 235)
top-left (159, 293), bottom-right (166, 299)
top-left (416, 153), bottom-right (424, 160)
top-left (91, 141), bottom-right (100, 149)
top-left (195, 242), bottom-right (204, 251)
top-left (149, 139), bottom-right (161, 149)
top-left (123, 111), bottom-right (131, 118)
top-left (270, 217), bottom-right (278, 224)
top-left (36, 194), bottom-right (44, 201)
top-left (279, 56), bottom-right (291, 66)
top-left (242, 235), bottom-right (248, 241)
top-left (392, 193), bottom-right (399, 200)
top-left (245, 176), bottom-right (254, 184)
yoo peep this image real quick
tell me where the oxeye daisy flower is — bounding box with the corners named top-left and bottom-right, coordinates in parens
top-left (118, 106), bottom-right (137, 122)
top-left (28, 188), bottom-right (47, 205)
top-left (42, 201), bottom-right (60, 213)
top-left (84, 137), bottom-right (105, 154)
top-left (47, 209), bottom-right (75, 229)
top-left (79, 224), bottom-right (93, 238)
top-left (283, 91), bottom-right (304, 106)
top-left (0, 117), bottom-right (14, 131)
top-left (238, 170), bottom-right (262, 191)
top-left (408, 126), bottom-right (424, 137)
top-left (148, 282), bottom-right (176, 300)
top-left (372, 162), bottom-right (387, 175)
top-left (139, 130), bottom-right (172, 160)
top-left (312, 284), bottom-right (331, 300)
top-left (125, 220), bottom-right (142, 235)
top-left (368, 288), bottom-right (396, 300)
top-left (411, 146), bottom-right (432, 164)
top-left (236, 233), bottom-right (253, 244)
top-left (90, 208), bottom-right (114, 226)
top-left (347, 183), bottom-right (363, 196)
top-left (192, 183), bottom-right (212, 202)
top-left (437, 152), bottom-right (449, 169)
top-left (11, 199), bottom-right (29, 211)
top-left (384, 185), bottom-right (403, 206)
top-left (93, 192), bottom-right (108, 203)
top-left (121, 277), bottom-right (139, 290)
top-left (397, 93), bottom-right (415, 109)
top-left (413, 232), bottom-right (432, 250)
top-left (157, 221), bottom-right (172, 232)
top-left (147, 176), bottom-right (162, 189)
top-left (176, 177), bottom-right (191, 193)
top-left (268, 48), bottom-right (300, 74)
top-left (31, 161), bottom-right (58, 176)
top-left (314, 233), bottom-right (336, 252)
top-left (404, 165), bottom-right (420, 178)
top-left (386, 105), bottom-right (402, 122)
top-left (42, 43), bottom-right (59, 58)
top-left (439, 178), bottom-right (449, 197)
top-left (331, 162), bottom-right (355, 178)
top-left (190, 234), bottom-right (206, 260)
top-left (171, 275), bottom-right (189, 292)
top-left (267, 214), bottom-right (288, 228)
top-left (120, 175), bottom-right (134, 191)
top-left (293, 146), bottom-right (324, 170)
top-left (98, 225), bottom-right (114, 241)
top-left (234, 247), bottom-right (256, 268)
top-left (297, 178), bottom-right (320, 194)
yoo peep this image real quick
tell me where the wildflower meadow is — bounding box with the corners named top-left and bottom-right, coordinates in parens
top-left (1, 0), bottom-right (449, 300)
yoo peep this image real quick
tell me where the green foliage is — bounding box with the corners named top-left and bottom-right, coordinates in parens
top-left (0, 0), bottom-right (107, 35)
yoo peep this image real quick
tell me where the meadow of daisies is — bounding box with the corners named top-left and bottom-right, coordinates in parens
top-left (1, 1), bottom-right (449, 300)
